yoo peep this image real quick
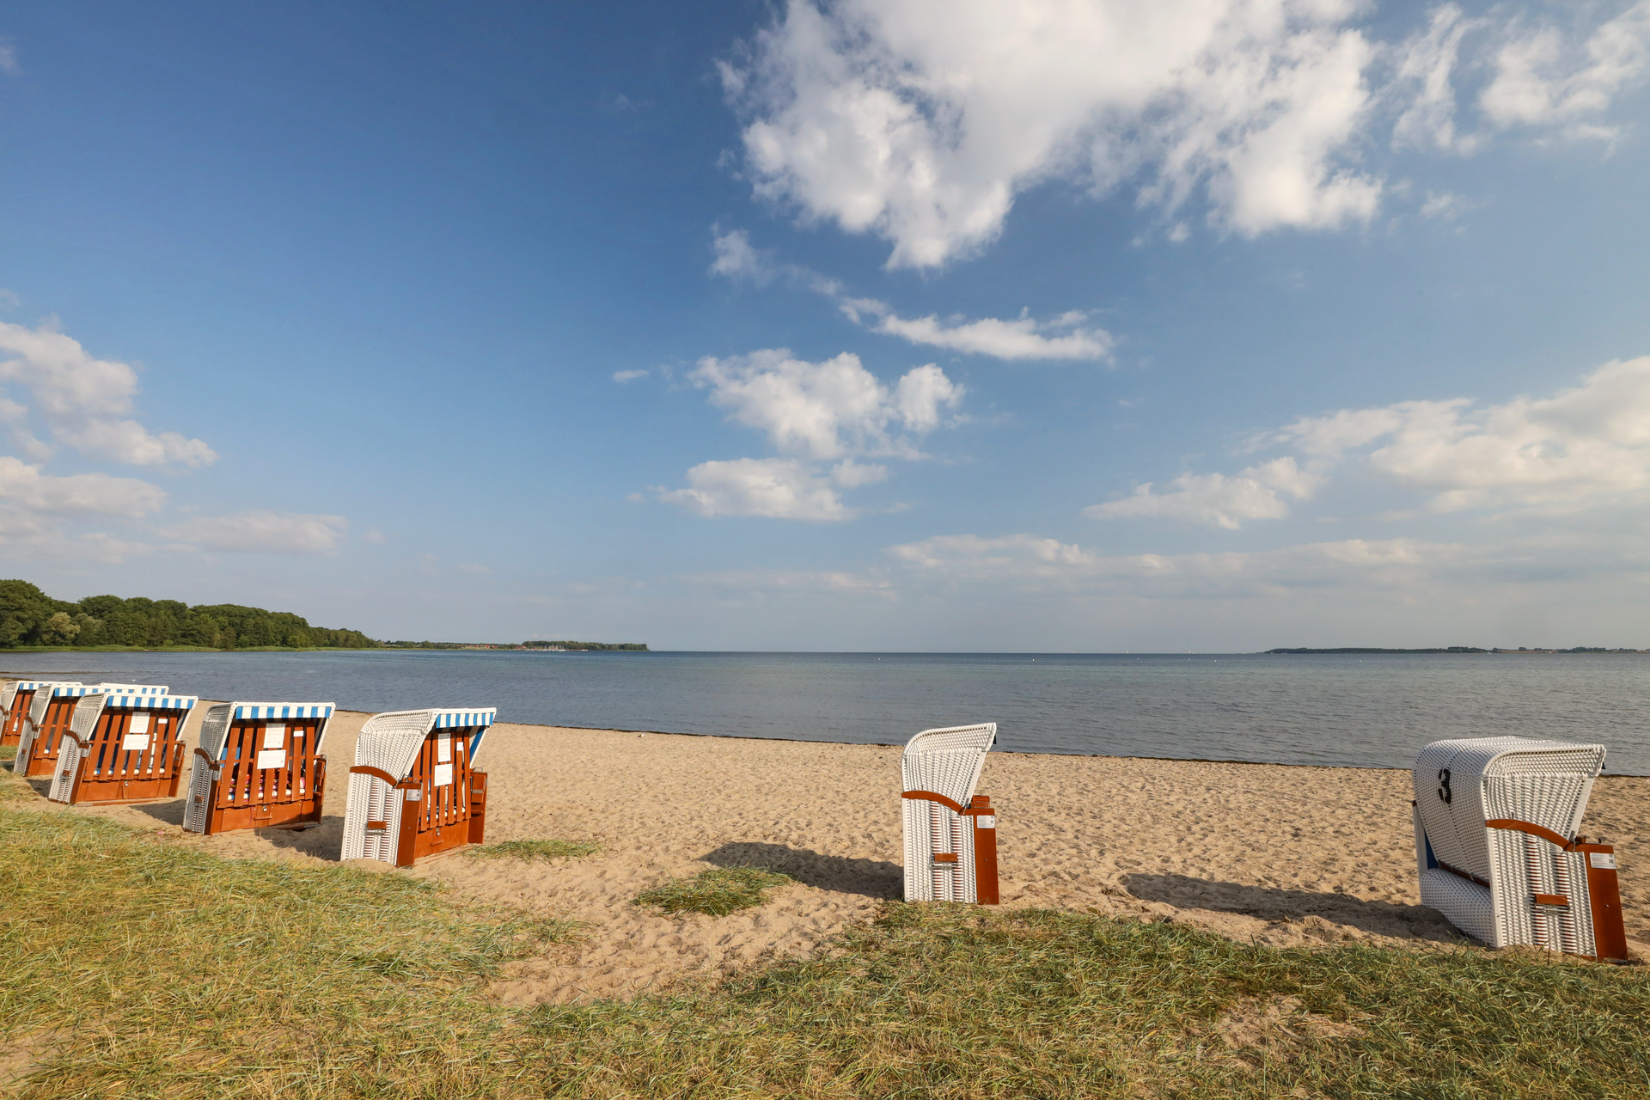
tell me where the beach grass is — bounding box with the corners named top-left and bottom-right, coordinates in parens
top-left (0, 744), bottom-right (15, 764)
top-left (633, 865), bottom-right (796, 917)
top-left (2, 790), bottom-right (1648, 1099)
top-left (467, 838), bottom-right (600, 862)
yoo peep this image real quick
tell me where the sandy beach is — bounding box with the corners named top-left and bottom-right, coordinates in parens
top-left (29, 708), bottom-right (1650, 1003)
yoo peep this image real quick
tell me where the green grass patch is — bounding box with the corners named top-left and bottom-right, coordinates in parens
top-left (0, 804), bottom-right (535, 1098)
top-left (0, 743), bottom-right (16, 763)
top-left (467, 838), bottom-right (599, 862)
top-left (632, 865), bottom-right (795, 917)
top-left (2, 801), bottom-right (1648, 1099)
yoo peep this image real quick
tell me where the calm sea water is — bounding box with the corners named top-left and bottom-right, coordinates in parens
top-left (4, 650), bottom-right (1648, 775)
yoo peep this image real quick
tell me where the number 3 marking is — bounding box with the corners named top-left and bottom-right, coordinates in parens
top-left (1438, 768), bottom-right (1452, 805)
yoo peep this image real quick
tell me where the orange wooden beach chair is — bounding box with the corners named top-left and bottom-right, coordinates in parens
top-left (46, 690), bottom-right (197, 806)
top-left (14, 683), bottom-right (169, 778)
top-left (340, 707), bottom-right (495, 867)
top-left (2, 681), bottom-right (79, 748)
top-left (182, 702), bottom-right (336, 835)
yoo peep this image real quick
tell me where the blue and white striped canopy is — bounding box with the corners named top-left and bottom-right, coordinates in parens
top-left (101, 694), bottom-right (197, 711)
top-left (51, 683), bottom-right (169, 698)
top-left (233, 703), bottom-right (335, 720)
top-left (431, 708), bottom-right (496, 729)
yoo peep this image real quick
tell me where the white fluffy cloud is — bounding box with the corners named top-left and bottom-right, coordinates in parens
top-left (160, 511), bottom-right (349, 554)
top-left (0, 320), bottom-right (217, 466)
top-left (1391, 4), bottom-right (1483, 153)
top-left (1274, 356), bottom-right (1650, 511)
top-left (839, 297), bottom-right (1112, 361)
top-left (711, 228), bottom-right (1110, 360)
top-left (724, 0), bottom-right (1386, 268)
top-left (0, 456), bottom-right (166, 519)
top-left (1085, 457), bottom-right (1324, 529)
top-left (692, 348), bottom-right (960, 459)
top-left (1480, 2), bottom-right (1650, 131)
top-left (659, 348), bottom-right (958, 519)
top-left (723, 1), bottom-right (1650, 267)
top-left (658, 457), bottom-right (886, 520)
top-left (888, 531), bottom-right (1456, 596)
top-left (1098, 356), bottom-right (1650, 529)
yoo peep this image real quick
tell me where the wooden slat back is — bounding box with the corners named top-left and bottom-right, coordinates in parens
top-left (33, 697), bottom-right (81, 765)
top-left (1, 687), bottom-right (37, 746)
top-left (409, 728), bottom-right (475, 834)
top-left (83, 707), bottom-right (184, 783)
top-left (215, 716), bottom-right (325, 809)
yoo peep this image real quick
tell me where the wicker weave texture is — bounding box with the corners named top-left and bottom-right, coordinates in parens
top-left (341, 710), bottom-right (443, 865)
top-left (341, 770), bottom-right (404, 862)
top-left (47, 740), bottom-right (84, 802)
top-left (182, 760), bottom-right (213, 834)
top-left (901, 723), bottom-right (996, 803)
top-left (198, 704), bottom-right (233, 760)
top-left (900, 723), bottom-right (996, 903)
top-left (1418, 869), bottom-right (1497, 943)
top-left (68, 696), bottom-right (107, 739)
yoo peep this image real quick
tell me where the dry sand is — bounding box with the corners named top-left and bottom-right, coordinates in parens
top-left (29, 709), bottom-right (1650, 1003)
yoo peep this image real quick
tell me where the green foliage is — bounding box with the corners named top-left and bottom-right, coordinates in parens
top-left (468, 838), bottom-right (602, 861)
top-left (0, 578), bottom-right (379, 650)
top-left (633, 866), bottom-right (796, 917)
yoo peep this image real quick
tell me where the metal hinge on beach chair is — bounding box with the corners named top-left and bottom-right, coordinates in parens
top-left (1412, 736), bottom-right (1630, 962)
top-left (901, 723), bottom-right (1000, 905)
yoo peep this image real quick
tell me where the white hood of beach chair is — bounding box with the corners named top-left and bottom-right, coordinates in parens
top-left (1413, 736), bottom-right (1604, 884)
top-left (902, 722), bottom-right (997, 808)
top-left (355, 708), bottom-right (497, 781)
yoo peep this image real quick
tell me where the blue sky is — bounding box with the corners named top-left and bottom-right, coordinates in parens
top-left (2, 0), bottom-right (1649, 650)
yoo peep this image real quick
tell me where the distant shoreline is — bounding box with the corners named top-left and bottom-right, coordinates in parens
top-left (1265, 647), bottom-right (1647, 655)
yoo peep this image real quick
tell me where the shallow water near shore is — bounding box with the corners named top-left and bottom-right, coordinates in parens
top-left (9, 649), bottom-right (1650, 774)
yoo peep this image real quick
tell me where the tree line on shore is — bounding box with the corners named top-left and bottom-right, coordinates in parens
top-left (0, 579), bottom-right (379, 650)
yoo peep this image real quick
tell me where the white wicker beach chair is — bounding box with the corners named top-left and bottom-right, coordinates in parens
top-left (340, 708), bottom-right (496, 866)
top-left (47, 690), bottom-right (196, 805)
top-left (183, 702), bottom-right (336, 834)
top-left (14, 682), bottom-right (167, 777)
top-left (901, 723), bottom-right (1000, 904)
top-left (3, 680), bottom-right (79, 750)
top-left (1413, 736), bottom-right (1628, 960)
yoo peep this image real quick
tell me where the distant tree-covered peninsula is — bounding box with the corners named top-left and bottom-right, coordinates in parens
top-left (0, 579), bottom-right (379, 650)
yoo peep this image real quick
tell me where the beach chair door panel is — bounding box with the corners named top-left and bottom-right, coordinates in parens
top-left (409, 731), bottom-right (474, 861)
top-left (357, 772), bottom-right (401, 863)
top-left (66, 708), bottom-right (184, 804)
top-left (1, 687), bottom-right (35, 747)
top-left (208, 716), bottom-right (326, 833)
top-left (24, 698), bottom-right (79, 777)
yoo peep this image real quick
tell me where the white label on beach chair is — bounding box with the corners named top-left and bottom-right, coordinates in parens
top-left (433, 763), bottom-right (454, 787)
top-left (257, 749), bottom-right (286, 770)
top-left (128, 713), bottom-right (150, 733)
top-left (977, 816), bottom-right (996, 829)
top-left (437, 734), bottom-right (451, 763)
top-left (1589, 852), bottom-right (1617, 870)
top-left (122, 733), bottom-right (150, 751)
top-left (262, 725), bottom-right (286, 748)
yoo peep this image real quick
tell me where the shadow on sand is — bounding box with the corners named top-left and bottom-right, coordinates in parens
top-left (125, 799), bottom-right (347, 860)
top-left (700, 841), bottom-right (903, 900)
top-left (1122, 872), bottom-right (1460, 943)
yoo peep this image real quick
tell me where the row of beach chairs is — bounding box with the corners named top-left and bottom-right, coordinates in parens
top-left (1, 680), bottom-right (492, 868)
top-left (0, 681), bottom-right (1631, 961)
